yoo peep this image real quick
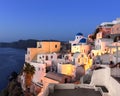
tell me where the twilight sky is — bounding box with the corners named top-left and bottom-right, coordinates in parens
top-left (0, 0), bottom-right (120, 42)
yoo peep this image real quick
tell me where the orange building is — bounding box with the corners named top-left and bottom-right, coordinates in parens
top-left (26, 41), bottom-right (61, 61)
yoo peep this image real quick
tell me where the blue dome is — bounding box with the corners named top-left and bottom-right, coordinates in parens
top-left (79, 38), bottom-right (87, 43)
top-left (76, 33), bottom-right (83, 36)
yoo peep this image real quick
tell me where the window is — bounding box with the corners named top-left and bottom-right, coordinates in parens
top-left (46, 56), bottom-right (48, 60)
top-left (105, 49), bottom-right (106, 51)
top-left (65, 56), bottom-right (68, 60)
top-left (51, 55), bottom-right (53, 59)
top-left (38, 68), bottom-right (40, 71)
top-left (57, 55), bottom-right (62, 59)
top-left (64, 78), bottom-right (68, 83)
top-left (55, 45), bottom-right (57, 48)
top-left (78, 58), bottom-right (80, 63)
top-left (41, 80), bottom-right (43, 83)
top-left (81, 54), bottom-right (84, 57)
top-left (73, 44), bottom-right (76, 46)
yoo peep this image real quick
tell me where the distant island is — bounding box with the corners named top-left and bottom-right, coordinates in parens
top-left (0, 39), bottom-right (69, 50)
top-left (0, 39), bottom-right (39, 50)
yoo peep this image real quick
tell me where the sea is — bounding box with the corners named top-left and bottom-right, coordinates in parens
top-left (0, 48), bottom-right (26, 91)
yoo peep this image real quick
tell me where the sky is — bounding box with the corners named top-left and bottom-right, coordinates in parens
top-left (0, 0), bottom-right (120, 42)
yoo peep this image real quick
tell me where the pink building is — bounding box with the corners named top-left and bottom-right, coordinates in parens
top-left (111, 23), bottom-right (120, 34)
top-left (96, 25), bottom-right (113, 39)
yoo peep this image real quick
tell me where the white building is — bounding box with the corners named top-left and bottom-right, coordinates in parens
top-left (90, 65), bottom-right (120, 96)
top-left (69, 33), bottom-right (88, 53)
top-left (37, 53), bottom-right (57, 64)
top-left (69, 33), bottom-right (87, 46)
top-left (100, 18), bottom-right (120, 27)
top-left (24, 52), bottom-right (74, 87)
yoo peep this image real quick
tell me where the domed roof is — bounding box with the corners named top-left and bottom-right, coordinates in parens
top-left (79, 38), bottom-right (87, 43)
top-left (76, 33), bottom-right (83, 36)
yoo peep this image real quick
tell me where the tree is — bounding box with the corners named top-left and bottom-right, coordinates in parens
top-left (23, 62), bottom-right (35, 89)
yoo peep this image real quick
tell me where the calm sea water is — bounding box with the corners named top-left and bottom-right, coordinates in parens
top-left (0, 48), bottom-right (25, 91)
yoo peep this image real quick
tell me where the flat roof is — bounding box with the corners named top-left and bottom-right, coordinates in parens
top-left (40, 40), bottom-right (60, 42)
top-left (45, 72), bottom-right (71, 82)
top-left (48, 88), bottom-right (102, 96)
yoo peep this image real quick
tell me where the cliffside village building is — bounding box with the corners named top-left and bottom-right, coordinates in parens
top-left (20, 18), bottom-right (120, 96)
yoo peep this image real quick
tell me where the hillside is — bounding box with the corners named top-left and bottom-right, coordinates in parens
top-left (0, 39), bottom-right (39, 50)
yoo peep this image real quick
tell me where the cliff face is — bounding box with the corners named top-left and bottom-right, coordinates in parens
top-left (0, 39), bottom-right (39, 50)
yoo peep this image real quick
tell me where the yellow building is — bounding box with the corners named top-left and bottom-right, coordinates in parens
top-left (26, 41), bottom-right (61, 61)
top-left (109, 42), bottom-right (120, 54)
top-left (73, 53), bottom-right (93, 71)
top-left (58, 63), bottom-right (75, 76)
top-left (84, 58), bottom-right (93, 71)
top-left (78, 53), bottom-right (92, 71)
top-left (71, 44), bottom-right (91, 54)
top-left (91, 50), bottom-right (102, 56)
top-left (71, 45), bottom-right (81, 53)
